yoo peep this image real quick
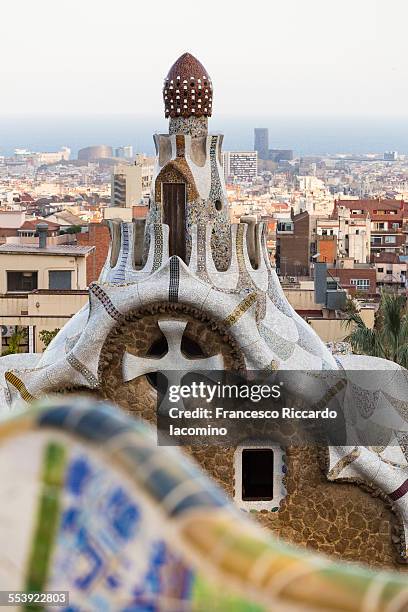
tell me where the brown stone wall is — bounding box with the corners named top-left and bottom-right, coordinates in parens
top-left (89, 310), bottom-right (407, 571)
top-left (257, 447), bottom-right (405, 569)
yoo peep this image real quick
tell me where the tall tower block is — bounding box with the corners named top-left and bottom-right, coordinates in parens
top-left (254, 128), bottom-right (269, 160)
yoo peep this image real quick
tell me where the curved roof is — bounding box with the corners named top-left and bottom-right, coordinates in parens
top-left (163, 52), bottom-right (213, 119)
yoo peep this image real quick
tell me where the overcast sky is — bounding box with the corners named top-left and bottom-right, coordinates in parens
top-left (1, 0), bottom-right (406, 117)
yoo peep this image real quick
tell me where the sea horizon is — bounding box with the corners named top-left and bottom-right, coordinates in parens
top-left (1, 114), bottom-right (408, 158)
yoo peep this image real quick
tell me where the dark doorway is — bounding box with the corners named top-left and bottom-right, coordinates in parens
top-left (162, 182), bottom-right (186, 261)
top-left (242, 449), bottom-right (274, 501)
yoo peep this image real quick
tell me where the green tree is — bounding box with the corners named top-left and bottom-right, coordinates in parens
top-left (345, 290), bottom-right (408, 367)
top-left (39, 328), bottom-right (60, 349)
top-left (3, 327), bottom-right (28, 355)
top-left (60, 225), bottom-right (82, 235)
top-left (341, 297), bottom-right (359, 316)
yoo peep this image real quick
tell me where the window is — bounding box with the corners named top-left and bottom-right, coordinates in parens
top-left (234, 444), bottom-right (286, 511)
top-left (49, 270), bottom-right (72, 290)
top-left (377, 267), bottom-right (384, 273)
top-left (371, 237), bottom-right (382, 244)
top-left (355, 229), bottom-right (359, 235)
top-left (350, 278), bottom-right (370, 289)
top-left (242, 449), bottom-right (274, 500)
top-left (386, 269), bottom-right (393, 275)
top-left (385, 235), bottom-right (396, 244)
top-left (277, 221), bottom-right (293, 232)
top-left (7, 271), bottom-right (38, 292)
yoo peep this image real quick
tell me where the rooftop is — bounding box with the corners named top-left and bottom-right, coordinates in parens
top-left (336, 199), bottom-right (404, 212)
top-left (20, 219), bottom-right (60, 231)
top-left (0, 244), bottom-right (94, 256)
top-left (372, 252), bottom-right (401, 264)
top-left (46, 210), bottom-right (85, 225)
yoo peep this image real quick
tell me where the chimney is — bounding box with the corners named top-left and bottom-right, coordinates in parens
top-left (36, 223), bottom-right (48, 249)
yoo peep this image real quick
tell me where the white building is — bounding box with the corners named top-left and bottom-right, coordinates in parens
top-left (223, 151), bottom-right (257, 183)
top-left (106, 159), bottom-right (154, 220)
top-left (14, 147), bottom-right (71, 166)
top-left (337, 207), bottom-right (371, 263)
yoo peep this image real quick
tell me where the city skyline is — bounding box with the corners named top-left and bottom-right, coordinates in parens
top-left (1, 114), bottom-right (408, 158)
top-left (1, 0), bottom-right (407, 118)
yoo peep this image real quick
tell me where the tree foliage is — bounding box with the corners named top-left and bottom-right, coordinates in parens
top-left (39, 328), bottom-right (60, 349)
top-left (345, 291), bottom-right (408, 367)
top-left (2, 327), bottom-right (28, 355)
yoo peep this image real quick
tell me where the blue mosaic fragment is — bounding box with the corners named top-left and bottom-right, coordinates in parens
top-left (119, 444), bottom-right (156, 466)
top-left (37, 405), bottom-right (72, 427)
top-left (106, 574), bottom-right (120, 589)
top-left (142, 467), bottom-right (184, 502)
top-left (66, 457), bottom-right (92, 496)
top-left (74, 528), bottom-right (103, 590)
top-left (74, 408), bottom-right (130, 441)
top-left (106, 487), bottom-right (140, 540)
top-left (61, 507), bottom-right (80, 530)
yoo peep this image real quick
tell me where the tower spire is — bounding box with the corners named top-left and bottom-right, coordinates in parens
top-left (163, 52), bottom-right (213, 137)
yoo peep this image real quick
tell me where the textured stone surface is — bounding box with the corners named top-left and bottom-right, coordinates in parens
top-left (94, 314), bottom-right (408, 571)
top-left (193, 443), bottom-right (407, 569)
top-left (169, 116), bottom-right (208, 137)
top-left (257, 447), bottom-right (406, 570)
top-left (98, 307), bottom-right (244, 421)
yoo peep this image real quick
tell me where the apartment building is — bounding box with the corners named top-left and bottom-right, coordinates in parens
top-left (0, 224), bottom-right (93, 352)
top-left (223, 151), bottom-right (258, 183)
top-left (277, 208), bottom-right (376, 283)
top-left (106, 159), bottom-right (154, 221)
top-left (328, 260), bottom-right (377, 297)
top-left (111, 163), bottom-right (143, 208)
top-left (334, 199), bottom-right (407, 257)
top-left (337, 207), bottom-right (371, 263)
top-left (373, 252), bottom-right (407, 292)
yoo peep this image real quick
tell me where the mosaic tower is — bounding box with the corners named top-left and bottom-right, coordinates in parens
top-left (146, 52), bottom-right (231, 267)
